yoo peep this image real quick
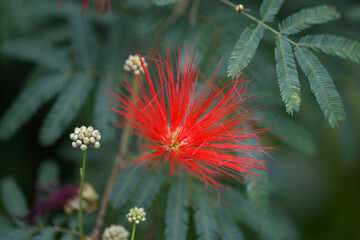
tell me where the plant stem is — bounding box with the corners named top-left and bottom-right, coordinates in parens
top-left (79, 150), bottom-right (87, 238)
top-left (216, 0), bottom-right (298, 46)
top-left (130, 223), bottom-right (137, 240)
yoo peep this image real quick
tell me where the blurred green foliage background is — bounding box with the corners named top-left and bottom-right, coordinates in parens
top-left (0, 0), bottom-right (360, 239)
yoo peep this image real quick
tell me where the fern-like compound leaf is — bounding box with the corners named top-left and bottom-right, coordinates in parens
top-left (153, 0), bottom-right (180, 5)
top-left (39, 73), bottom-right (94, 146)
top-left (165, 180), bottom-right (190, 240)
top-left (0, 73), bottom-right (70, 140)
top-left (2, 40), bottom-right (71, 70)
top-left (274, 35), bottom-right (301, 114)
top-left (70, 15), bottom-right (97, 68)
top-left (260, 0), bottom-right (284, 23)
top-left (132, 173), bottom-right (165, 208)
top-left (194, 193), bottom-right (219, 240)
top-left (110, 166), bottom-right (143, 209)
top-left (280, 5), bottom-right (340, 35)
top-left (216, 208), bottom-right (244, 240)
top-left (94, 82), bottom-right (115, 142)
top-left (227, 24), bottom-right (265, 78)
top-left (294, 47), bottom-right (345, 128)
top-left (0, 178), bottom-right (28, 218)
top-left (298, 34), bottom-right (360, 63)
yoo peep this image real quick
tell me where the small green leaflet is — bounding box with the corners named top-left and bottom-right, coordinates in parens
top-left (0, 73), bottom-right (70, 140)
top-left (39, 74), bottom-right (94, 146)
top-left (1, 40), bottom-right (70, 70)
top-left (110, 166), bottom-right (143, 209)
top-left (227, 24), bottom-right (265, 78)
top-left (260, 0), bottom-right (284, 23)
top-left (0, 178), bottom-right (28, 218)
top-left (280, 5), bottom-right (340, 35)
top-left (274, 35), bottom-right (301, 114)
top-left (298, 34), bottom-right (360, 63)
top-left (165, 179), bottom-right (190, 240)
top-left (216, 208), bottom-right (244, 240)
top-left (194, 193), bottom-right (219, 240)
top-left (294, 47), bottom-right (345, 128)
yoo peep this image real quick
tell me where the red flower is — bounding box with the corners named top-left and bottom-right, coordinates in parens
top-left (57, 0), bottom-right (112, 13)
top-left (109, 48), bottom-right (273, 188)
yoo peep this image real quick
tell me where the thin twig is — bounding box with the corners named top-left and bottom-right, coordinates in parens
top-left (216, 0), bottom-right (298, 46)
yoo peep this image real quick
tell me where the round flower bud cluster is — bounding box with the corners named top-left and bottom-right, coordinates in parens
top-left (70, 126), bottom-right (101, 151)
top-left (123, 54), bottom-right (147, 75)
top-left (126, 207), bottom-right (146, 225)
top-left (102, 225), bottom-right (129, 240)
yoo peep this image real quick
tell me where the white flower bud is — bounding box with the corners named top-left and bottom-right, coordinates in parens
top-left (134, 70), bottom-right (140, 75)
top-left (80, 144), bottom-right (87, 151)
top-left (94, 141), bottom-right (101, 149)
top-left (90, 137), bottom-right (96, 144)
top-left (78, 133), bottom-right (85, 140)
top-left (83, 137), bottom-right (90, 144)
top-left (72, 142), bottom-right (77, 148)
top-left (76, 140), bottom-right (82, 146)
top-left (85, 130), bottom-right (92, 137)
top-left (80, 126), bottom-right (86, 132)
top-left (128, 218), bottom-right (132, 222)
top-left (70, 133), bottom-right (75, 140)
top-left (74, 127), bottom-right (80, 134)
top-left (96, 135), bottom-right (102, 141)
top-left (87, 126), bottom-right (94, 131)
top-left (135, 220), bottom-right (140, 224)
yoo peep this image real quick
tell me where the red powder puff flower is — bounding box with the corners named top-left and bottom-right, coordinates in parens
top-left (109, 47), bottom-right (274, 188)
top-left (57, 0), bottom-right (112, 13)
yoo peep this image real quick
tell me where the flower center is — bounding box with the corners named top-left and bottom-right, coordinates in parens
top-left (165, 127), bottom-right (185, 151)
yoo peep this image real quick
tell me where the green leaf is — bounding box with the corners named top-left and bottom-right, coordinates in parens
top-left (94, 82), bottom-right (115, 141)
top-left (0, 73), bottom-right (70, 140)
top-left (216, 208), bottom-right (244, 240)
top-left (258, 110), bottom-right (316, 155)
top-left (60, 234), bottom-right (74, 240)
top-left (294, 47), bottom-right (345, 128)
top-left (165, 179), bottom-right (190, 240)
top-left (227, 24), bottom-right (265, 78)
top-left (37, 160), bottom-right (59, 188)
top-left (194, 193), bottom-right (219, 240)
top-left (2, 40), bottom-right (70, 70)
top-left (39, 73), bottom-right (94, 146)
top-left (260, 0), bottom-right (284, 22)
top-left (70, 16), bottom-right (96, 68)
top-left (33, 228), bottom-right (55, 240)
top-left (228, 191), bottom-right (286, 240)
top-left (298, 34), bottom-right (360, 63)
top-left (3, 229), bottom-right (34, 240)
top-left (132, 172), bottom-right (165, 208)
top-left (0, 215), bottom-right (14, 232)
top-left (153, 0), bottom-right (180, 6)
top-left (110, 166), bottom-right (144, 209)
top-left (246, 176), bottom-right (269, 215)
top-left (0, 178), bottom-right (28, 218)
top-left (280, 5), bottom-right (340, 35)
top-left (274, 35), bottom-right (301, 114)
